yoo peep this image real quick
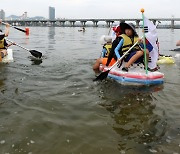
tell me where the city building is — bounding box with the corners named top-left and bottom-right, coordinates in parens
top-left (49, 6), bottom-right (55, 20)
top-left (0, 9), bottom-right (5, 20)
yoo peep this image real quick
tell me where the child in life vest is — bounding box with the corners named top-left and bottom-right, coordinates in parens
top-left (115, 22), bottom-right (151, 72)
top-left (93, 26), bottom-right (122, 73)
top-left (100, 35), bottom-right (112, 58)
top-left (0, 20), bottom-right (11, 61)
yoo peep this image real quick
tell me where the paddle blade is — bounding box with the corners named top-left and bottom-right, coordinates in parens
top-left (170, 48), bottom-right (180, 51)
top-left (29, 50), bottom-right (42, 58)
top-left (13, 26), bottom-right (26, 33)
top-left (93, 70), bottom-right (110, 81)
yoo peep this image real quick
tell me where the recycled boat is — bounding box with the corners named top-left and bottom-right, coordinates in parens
top-left (1, 49), bottom-right (14, 63)
top-left (100, 63), bottom-right (164, 86)
top-left (157, 55), bottom-right (175, 64)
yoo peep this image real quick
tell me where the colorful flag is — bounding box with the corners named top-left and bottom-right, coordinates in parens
top-left (144, 16), bottom-right (158, 69)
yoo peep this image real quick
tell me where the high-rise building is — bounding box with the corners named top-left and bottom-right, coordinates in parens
top-left (49, 6), bottom-right (55, 20)
top-left (0, 9), bottom-right (5, 20)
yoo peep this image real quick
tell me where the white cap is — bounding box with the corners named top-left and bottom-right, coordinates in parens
top-left (104, 36), bottom-right (112, 43)
top-left (99, 35), bottom-right (112, 45)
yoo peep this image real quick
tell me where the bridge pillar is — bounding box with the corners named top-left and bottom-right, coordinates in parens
top-left (60, 21), bottom-right (65, 26)
top-left (106, 20), bottom-right (114, 27)
top-left (92, 21), bottom-right (98, 27)
top-left (171, 20), bottom-right (174, 29)
top-left (42, 21), bottom-right (48, 26)
top-left (13, 22), bottom-right (17, 26)
top-left (50, 21), bottom-right (56, 26)
top-left (40, 21), bottom-right (44, 26)
top-left (35, 21), bottom-right (39, 26)
top-left (81, 21), bottom-right (87, 27)
top-left (120, 19), bottom-right (125, 23)
top-left (69, 21), bottom-right (76, 27)
top-left (38, 21), bottom-right (42, 26)
top-left (24, 21), bottom-right (28, 26)
top-left (135, 20), bottom-right (140, 28)
top-left (20, 21), bottom-right (24, 26)
top-left (31, 21), bottom-right (34, 26)
top-left (7, 21), bottom-right (13, 25)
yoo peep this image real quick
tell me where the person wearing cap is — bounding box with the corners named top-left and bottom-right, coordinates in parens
top-left (0, 20), bottom-right (13, 62)
top-left (114, 22), bottom-right (150, 72)
top-left (93, 26), bottom-right (122, 73)
top-left (106, 25), bottom-right (122, 66)
top-left (111, 25), bottom-right (121, 40)
top-left (100, 35), bottom-right (112, 58)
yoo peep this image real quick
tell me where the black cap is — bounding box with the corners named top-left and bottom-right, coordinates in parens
top-left (120, 22), bottom-right (138, 36)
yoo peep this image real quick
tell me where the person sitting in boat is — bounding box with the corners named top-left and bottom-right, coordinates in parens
top-left (0, 31), bottom-right (16, 48)
top-left (106, 25), bottom-right (122, 66)
top-left (82, 27), bottom-right (85, 32)
top-left (0, 22), bottom-right (15, 61)
top-left (115, 22), bottom-right (151, 72)
top-left (78, 27), bottom-right (85, 32)
top-left (93, 25), bottom-right (122, 73)
top-left (0, 32), bottom-right (15, 62)
top-left (111, 25), bottom-right (121, 41)
top-left (0, 21), bottom-right (9, 61)
top-left (100, 35), bottom-right (112, 58)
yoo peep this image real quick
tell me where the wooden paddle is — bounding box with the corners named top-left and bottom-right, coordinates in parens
top-left (1, 21), bottom-right (27, 33)
top-left (6, 39), bottom-right (42, 58)
top-left (93, 39), bottom-right (140, 81)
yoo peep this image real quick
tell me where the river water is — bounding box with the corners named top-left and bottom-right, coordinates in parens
top-left (0, 27), bottom-right (180, 154)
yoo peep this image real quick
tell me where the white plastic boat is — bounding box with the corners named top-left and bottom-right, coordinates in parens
top-left (1, 49), bottom-right (14, 63)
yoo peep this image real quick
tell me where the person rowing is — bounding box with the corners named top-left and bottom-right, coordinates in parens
top-left (115, 22), bottom-right (151, 72)
top-left (93, 25), bottom-right (122, 73)
top-left (0, 20), bottom-right (16, 62)
top-left (93, 22), bottom-right (154, 74)
top-left (0, 21), bottom-right (10, 61)
top-left (78, 27), bottom-right (85, 32)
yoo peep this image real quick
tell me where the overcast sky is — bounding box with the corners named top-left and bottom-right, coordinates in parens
top-left (1, 0), bottom-right (180, 19)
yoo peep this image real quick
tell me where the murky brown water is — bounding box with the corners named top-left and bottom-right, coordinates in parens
top-left (0, 27), bottom-right (180, 154)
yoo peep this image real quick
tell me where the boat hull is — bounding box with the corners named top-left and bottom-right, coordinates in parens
top-left (100, 64), bottom-right (164, 86)
top-left (1, 49), bottom-right (14, 63)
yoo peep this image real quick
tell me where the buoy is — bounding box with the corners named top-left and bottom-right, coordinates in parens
top-left (25, 27), bottom-right (30, 35)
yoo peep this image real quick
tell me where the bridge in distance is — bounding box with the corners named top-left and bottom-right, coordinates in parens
top-left (4, 18), bottom-right (180, 28)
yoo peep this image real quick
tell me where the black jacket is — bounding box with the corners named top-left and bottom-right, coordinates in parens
top-left (106, 36), bottom-right (122, 66)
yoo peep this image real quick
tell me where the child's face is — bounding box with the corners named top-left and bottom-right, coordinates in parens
top-left (125, 29), bottom-right (133, 37)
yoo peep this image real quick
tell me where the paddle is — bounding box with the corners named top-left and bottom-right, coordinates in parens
top-left (6, 39), bottom-right (42, 58)
top-left (93, 39), bottom-right (140, 81)
top-left (1, 21), bottom-right (27, 33)
top-left (159, 54), bottom-right (172, 57)
top-left (108, 22), bottom-right (114, 35)
top-left (170, 48), bottom-right (180, 51)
